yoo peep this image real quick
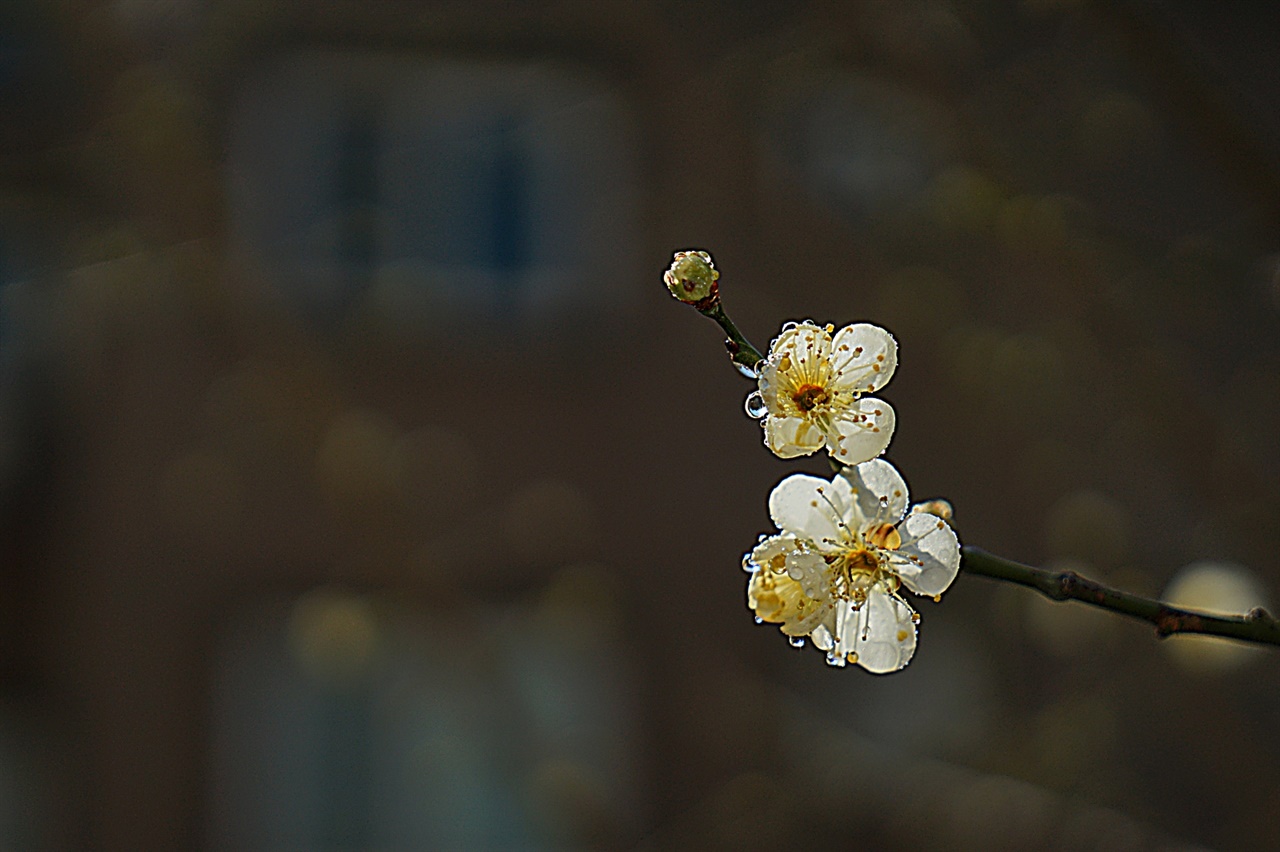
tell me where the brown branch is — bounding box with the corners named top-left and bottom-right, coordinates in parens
top-left (961, 546), bottom-right (1280, 647)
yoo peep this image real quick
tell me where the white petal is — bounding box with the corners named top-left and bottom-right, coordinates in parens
top-left (837, 458), bottom-right (909, 529)
top-left (785, 549), bottom-right (830, 598)
top-left (749, 534), bottom-right (798, 572)
top-left (830, 323), bottom-right (897, 393)
top-left (825, 398), bottom-right (895, 465)
top-left (768, 474), bottom-right (849, 546)
top-left (822, 471), bottom-right (858, 528)
top-left (893, 512), bottom-right (961, 597)
top-left (779, 597), bottom-right (837, 637)
top-left (808, 606), bottom-right (839, 647)
top-left (835, 589), bottom-right (917, 673)
top-left (764, 415), bottom-right (825, 458)
top-left (749, 534), bottom-right (830, 599)
top-left (756, 359), bottom-right (780, 407)
top-left (770, 321), bottom-right (833, 381)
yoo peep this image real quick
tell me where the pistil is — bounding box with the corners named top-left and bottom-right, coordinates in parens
top-left (792, 383), bottom-right (830, 413)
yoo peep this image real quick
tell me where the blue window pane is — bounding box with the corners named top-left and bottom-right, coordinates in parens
top-left (229, 55), bottom-right (640, 334)
top-left (333, 104), bottom-right (382, 288)
top-left (486, 121), bottom-right (531, 278)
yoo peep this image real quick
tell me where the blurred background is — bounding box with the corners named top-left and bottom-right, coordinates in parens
top-left (0, 1), bottom-right (1277, 849)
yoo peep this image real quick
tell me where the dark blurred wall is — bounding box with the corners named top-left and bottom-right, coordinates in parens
top-left (0, 1), bottom-right (1277, 849)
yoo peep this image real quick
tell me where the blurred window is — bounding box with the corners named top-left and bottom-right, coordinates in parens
top-left (227, 53), bottom-right (641, 333)
top-left (762, 74), bottom-right (954, 223)
top-left (207, 590), bottom-right (639, 850)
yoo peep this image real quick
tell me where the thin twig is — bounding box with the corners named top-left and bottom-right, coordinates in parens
top-left (961, 546), bottom-right (1280, 647)
top-left (698, 300), bottom-right (764, 374)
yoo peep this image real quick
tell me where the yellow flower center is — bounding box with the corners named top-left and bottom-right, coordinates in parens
top-left (791, 383), bottom-right (830, 413)
top-left (830, 529), bottom-right (902, 606)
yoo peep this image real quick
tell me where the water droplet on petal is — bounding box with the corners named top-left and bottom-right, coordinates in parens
top-left (735, 361), bottom-right (760, 380)
top-left (754, 616), bottom-right (764, 625)
top-left (788, 636), bottom-right (805, 648)
top-left (744, 391), bottom-right (768, 419)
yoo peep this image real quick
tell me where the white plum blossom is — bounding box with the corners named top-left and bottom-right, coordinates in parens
top-left (746, 320), bottom-right (897, 462)
top-left (745, 459), bottom-right (960, 673)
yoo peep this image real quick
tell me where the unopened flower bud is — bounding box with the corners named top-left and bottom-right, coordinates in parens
top-left (910, 499), bottom-right (954, 522)
top-left (664, 250), bottom-right (719, 304)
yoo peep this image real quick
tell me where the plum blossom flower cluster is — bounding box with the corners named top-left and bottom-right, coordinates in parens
top-left (745, 460), bottom-right (960, 672)
top-left (664, 250), bottom-right (961, 673)
top-left (743, 318), bottom-right (961, 673)
top-left (668, 252), bottom-right (1280, 665)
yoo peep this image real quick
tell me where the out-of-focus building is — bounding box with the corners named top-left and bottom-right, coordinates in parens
top-left (0, 1), bottom-right (1278, 849)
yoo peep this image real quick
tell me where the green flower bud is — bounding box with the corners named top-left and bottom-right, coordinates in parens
top-left (664, 250), bottom-right (719, 304)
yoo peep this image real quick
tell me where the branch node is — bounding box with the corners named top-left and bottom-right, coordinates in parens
top-left (1052, 570), bottom-right (1080, 601)
top-left (1154, 608), bottom-right (1204, 638)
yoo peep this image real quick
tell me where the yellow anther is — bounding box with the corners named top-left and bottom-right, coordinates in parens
top-left (866, 522), bottom-right (902, 550)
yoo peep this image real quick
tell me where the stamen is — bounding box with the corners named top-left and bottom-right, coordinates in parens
top-left (814, 488), bottom-right (851, 533)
